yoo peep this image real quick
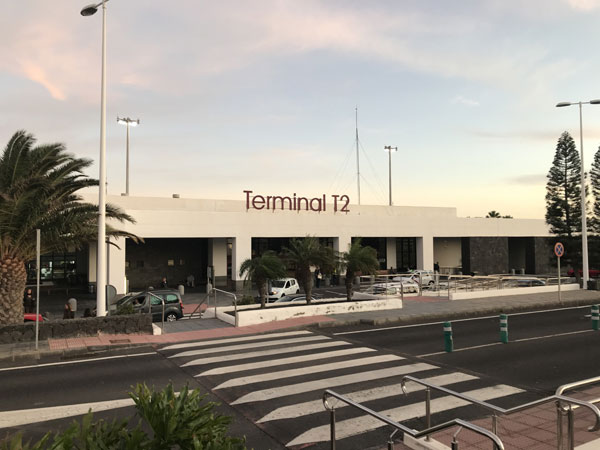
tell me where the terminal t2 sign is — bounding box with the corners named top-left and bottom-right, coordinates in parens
top-left (244, 190), bottom-right (350, 213)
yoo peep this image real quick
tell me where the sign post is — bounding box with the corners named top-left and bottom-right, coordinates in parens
top-left (554, 242), bottom-right (564, 303)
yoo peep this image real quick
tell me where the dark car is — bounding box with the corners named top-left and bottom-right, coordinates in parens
top-left (567, 269), bottom-right (600, 278)
top-left (113, 289), bottom-right (183, 322)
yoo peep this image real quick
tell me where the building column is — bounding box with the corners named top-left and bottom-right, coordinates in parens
top-left (208, 238), bottom-right (228, 288)
top-left (386, 237), bottom-right (397, 271)
top-left (232, 235), bottom-right (252, 291)
top-left (417, 235), bottom-right (434, 270)
top-left (107, 237), bottom-right (127, 295)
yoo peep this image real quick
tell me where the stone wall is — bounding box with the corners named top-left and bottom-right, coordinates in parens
top-left (534, 237), bottom-right (554, 275)
top-left (0, 314), bottom-right (153, 344)
top-left (462, 237), bottom-right (509, 275)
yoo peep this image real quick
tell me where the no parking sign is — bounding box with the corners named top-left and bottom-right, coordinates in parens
top-left (554, 242), bottom-right (564, 258)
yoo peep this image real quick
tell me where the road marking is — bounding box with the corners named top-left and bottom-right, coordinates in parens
top-left (231, 362), bottom-right (436, 404)
top-left (169, 335), bottom-right (331, 359)
top-left (257, 372), bottom-right (478, 423)
top-left (0, 352), bottom-right (156, 373)
top-left (183, 341), bottom-right (350, 367)
top-left (418, 329), bottom-right (596, 357)
top-left (214, 354), bottom-right (403, 389)
top-left (287, 384), bottom-right (524, 446)
top-left (0, 398), bottom-right (135, 429)
top-left (161, 330), bottom-right (312, 350)
top-left (197, 347), bottom-right (373, 375)
top-left (333, 305), bottom-right (593, 336)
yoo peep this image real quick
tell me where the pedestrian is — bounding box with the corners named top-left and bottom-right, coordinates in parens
top-left (23, 288), bottom-right (34, 313)
top-left (160, 276), bottom-right (168, 288)
top-left (315, 269), bottom-right (322, 288)
top-left (434, 262), bottom-right (440, 273)
top-left (63, 303), bottom-right (74, 319)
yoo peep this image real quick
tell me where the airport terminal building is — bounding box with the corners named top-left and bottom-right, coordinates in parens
top-left (58, 191), bottom-right (554, 295)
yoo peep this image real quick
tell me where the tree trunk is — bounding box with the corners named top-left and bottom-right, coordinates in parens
top-left (303, 270), bottom-right (313, 304)
top-left (259, 280), bottom-right (266, 309)
top-left (345, 271), bottom-right (354, 301)
top-left (0, 257), bottom-right (27, 325)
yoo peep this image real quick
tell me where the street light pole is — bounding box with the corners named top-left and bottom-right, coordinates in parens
top-left (81, 0), bottom-right (110, 316)
top-left (117, 117), bottom-right (140, 196)
top-left (556, 99), bottom-right (600, 289)
top-left (384, 146), bottom-right (397, 206)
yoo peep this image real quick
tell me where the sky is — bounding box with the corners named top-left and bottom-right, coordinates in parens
top-left (4, 0), bottom-right (600, 219)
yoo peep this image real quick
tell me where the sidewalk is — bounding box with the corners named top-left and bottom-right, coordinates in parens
top-left (2, 289), bottom-right (600, 363)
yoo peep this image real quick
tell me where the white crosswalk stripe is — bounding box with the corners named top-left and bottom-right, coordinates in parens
top-left (214, 354), bottom-right (403, 389)
top-left (169, 335), bottom-right (330, 358)
top-left (257, 372), bottom-right (478, 423)
top-left (183, 340), bottom-right (351, 368)
top-left (197, 347), bottom-right (374, 375)
top-left (161, 330), bottom-right (312, 351)
top-left (159, 329), bottom-right (532, 449)
top-left (231, 362), bottom-right (436, 404)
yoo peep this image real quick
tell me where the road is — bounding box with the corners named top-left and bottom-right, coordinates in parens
top-left (1, 306), bottom-right (599, 449)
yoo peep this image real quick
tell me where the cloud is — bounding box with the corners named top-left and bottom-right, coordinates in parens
top-left (508, 174), bottom-right (547, 185)
top-left (452, 95), bottom-right (480, 107)
top-left (18, 60), bottom-right (65, 100)
top-left (566, 0), bottom-right (600, 10)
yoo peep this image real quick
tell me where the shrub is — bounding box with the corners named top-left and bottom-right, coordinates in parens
top-left (237, 295), bottom-right (256, 306)
top-left (1, 383), bottom-right (246, 450)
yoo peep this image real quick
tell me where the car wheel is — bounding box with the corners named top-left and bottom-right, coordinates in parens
top-left (165, 312), bottom-right (178, 322)
top-left (428, 280), bottom-right (435, 285)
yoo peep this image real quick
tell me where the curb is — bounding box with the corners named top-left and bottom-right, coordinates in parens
top-left (315, 298), bottom-right (600, 328)
top-left (0, 342), bottom-right (153, 366)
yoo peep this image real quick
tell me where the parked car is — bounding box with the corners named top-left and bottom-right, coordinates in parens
top-left (567, 269), bottom-right (600, 278)
top-left (504, 277), bottom-right (546, 288)
top-left (268, 278), bottom-right (301, 300)
top-left (370, 281), bottom-right (419, 294)
top-left (274, 294), bottom-right (320, 303)
top-left (111, 289), bottom-right (183, 322)
top-left (23, 313), bottom-right (45, 322)
top-left (393, 270), bottom-right (436, 286)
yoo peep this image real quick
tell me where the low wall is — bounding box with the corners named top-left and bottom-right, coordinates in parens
top-left (0, 314), bottom-right (153, 344)
top-left (210, 297), bottom-right (404, 327)
top-left (449, 284), bottom-right (579, 301)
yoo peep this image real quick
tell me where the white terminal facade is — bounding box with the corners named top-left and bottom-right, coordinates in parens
top-left (82, 192), bottom-right (552, 294)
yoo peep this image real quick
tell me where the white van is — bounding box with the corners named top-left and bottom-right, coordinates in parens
top-left (268, 277), bottom-right (300, 300)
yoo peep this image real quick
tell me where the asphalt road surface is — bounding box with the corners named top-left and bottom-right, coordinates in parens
top-left (2, 306), bottom-right (599, 449)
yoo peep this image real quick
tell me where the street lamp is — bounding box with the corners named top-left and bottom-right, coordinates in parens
top-left (81, 0), bottom-right (110, 316)
top-left (384, 146), bottom-right (397, 206)
top-left (556, 99), bottom-right (600, 289)
top-left (117, 117), bottom-right (140, 196)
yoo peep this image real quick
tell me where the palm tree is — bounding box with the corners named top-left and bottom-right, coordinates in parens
top-left (0, 130), bottom-right (137, 325)
top-left (486, 210), bottom-right (501, 218)
top-left (238, 251), bottom-right (287, 308)
top-left (283, 236), bottom-right (335, 305)
top-left (339, 239), bottom-right (380, 301)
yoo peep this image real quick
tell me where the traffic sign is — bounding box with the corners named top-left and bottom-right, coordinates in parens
top-left (554, 242), bottom-right (564, 258)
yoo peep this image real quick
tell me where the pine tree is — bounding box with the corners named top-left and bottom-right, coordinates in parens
top-left (590, 145), bottom-right (600, 234)
top-left (545, 131), bottom-right (583, 237)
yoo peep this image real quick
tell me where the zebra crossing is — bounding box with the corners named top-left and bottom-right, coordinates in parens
top-left (160, 329), bottom-right (536, 449)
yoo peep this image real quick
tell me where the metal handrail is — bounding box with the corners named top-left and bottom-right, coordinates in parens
top-left (146, 291), bottom-right (166, 333)
top-left (323, 389), bottom-right (504, 450)
top-left (187, 293), bottom-right (210, 318)
top-left (402, 375), bottom-right (600, 431)
top-left (556, 376), bottom-right (600, 396)
top-left (211, 288), bottom-right (238, 327)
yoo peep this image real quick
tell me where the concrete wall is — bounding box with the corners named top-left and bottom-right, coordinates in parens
top-left (433, 238), bottom-right (462, 273)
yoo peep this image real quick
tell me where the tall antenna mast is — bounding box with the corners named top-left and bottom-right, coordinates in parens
top-left (355, 107), bottom-right (361, 205)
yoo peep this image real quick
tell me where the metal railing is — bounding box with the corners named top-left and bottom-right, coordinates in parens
top-left (186, 293), bottom-right (210, 318)
top-left (555, 376), bottom-right (600, 449)
top-left (211, 288), bottom-right (238, 327)
top-left (146, 291), bottom-right (166, 333)
top-left (323, 389), bottom-right (504, 450)
top-left (402, 375), bottom-right (600, 450)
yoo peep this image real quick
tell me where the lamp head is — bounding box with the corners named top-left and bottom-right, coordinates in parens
top-left (590, 99), bottom-right (600, 105)
top-left (556, 102), bottom-right (572, 108)
top-left (80, 4), bottom-right (98, 16)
